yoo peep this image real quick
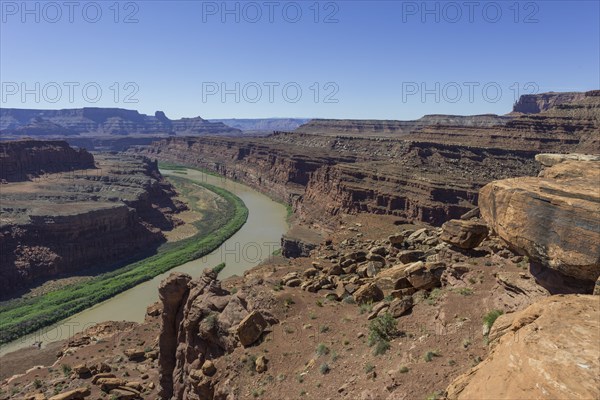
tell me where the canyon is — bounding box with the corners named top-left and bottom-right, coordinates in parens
top-left (0, 91), bottom-right (598, 400)
top-left (0, 141), bottom-right (186, 297)
top-left (133, 91), bottom-right (599, 229)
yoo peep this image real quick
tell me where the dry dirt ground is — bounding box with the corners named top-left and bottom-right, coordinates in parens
top-left (0, 213), bottom-right (547, 400)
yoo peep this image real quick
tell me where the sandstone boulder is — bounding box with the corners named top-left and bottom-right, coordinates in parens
top-left (396, 250), bottom-right (425, 263)
top-left (388, 296), bottom-right (413, 318)
top-left (107, 388), bottom-right (140, 399)
top-left (97, 377), bottom-right (125, 392)
top-left (48, 388), bottom-right (90, 400)
top-left (353, 282), bottom-right (384, 304)
top-left (446, 295), bottom-right (600, 400)
top-left (237, 311), bottom-right (268, 347)
top-left (404, 262), bottom-right (439, 290)
top-left (92, 373), bottom-right (116, 384)
top-left (72, 364), bottom-right (90, 378)
top-left (440, 219), bottom-right (488, 249)
top-left (388, 233), bottom-right (405, 245)
top-left (479, 160), bottom-right (600, 285)
top-left (255, 355), bottom-right (268, 373)
top-left (123, 348), bottom-right (145, 361)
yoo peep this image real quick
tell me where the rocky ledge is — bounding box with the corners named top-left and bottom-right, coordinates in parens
top-left (479, 156), bottom-right (600, 292)
top-left (0, 140), bottom-right (94, 182)
top-left (0, 143), bottom-right (186, 297)
top-left (446, 294), bottom-right (599, 399)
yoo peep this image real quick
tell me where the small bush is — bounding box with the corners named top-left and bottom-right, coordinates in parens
top-left (364, 363), bottom-right (375, 373)
top-left (61, 364), bottom-right (72, 376)
top-left (424, 350), bottom-right (441, 362)
top-left (33, 379), bottom-right (42, 389)
top-left (319, 325), bottom-right (330, 333)
top-left (373, 340), bottom-right (390, 355)
top-left (360, 302), bottom-right (373, 314)
top-left (426, 288), bottom-right (443, 305)
top-left (483, 309), bottom-right (504, 331)
top-left (367, 312), bottom-right (399, 356)
top-left (331, 350), bottom-right (339, 362)
top-left (319, 363), bottom-right (330, 374)
top-left (212, 263), bottom-right (226, 276)
top-left (316, 343), bottom-right (330, 356)
top-left (455, 287), bottom-right (473, 296)
top-left (283, 297), bottom-right (295, 307)
top-left (342, 295), bottom-right (356, 304)
top-left (399, 366), bottom-right (409, 373)
top-left (426, 391), bottom-right (444, 400)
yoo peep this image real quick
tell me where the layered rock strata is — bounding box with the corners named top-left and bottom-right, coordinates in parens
top-left (0, 139), bottom-right (94, 182)
top-left (0, 146), bottom-right (184, 296)
top-left (134, 92), bottom-right (598, 228)
top-left (479, 158), bottom-right (600, 291)
top-left (446, 295), bottom-right (600, 400)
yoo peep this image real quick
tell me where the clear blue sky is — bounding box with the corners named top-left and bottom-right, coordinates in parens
top-left (1, 0), bottom-right (598, 119)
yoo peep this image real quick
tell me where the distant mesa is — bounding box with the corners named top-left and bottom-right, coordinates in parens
top-left (512, 91), bottom-right (588, 114)
top-left (208, 118), bottom-right (310, 133)
top-left (0, 107), bottom-right (241, 137)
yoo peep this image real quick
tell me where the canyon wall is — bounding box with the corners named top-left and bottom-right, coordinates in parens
top-left (0, 139), bottom-right (95, 182)
top-left (133, 91), bottom-right (598, 228)
top-left (0, 144), bottom-right (185, 297)
top-left (512, 91), bottom-right (587, 114)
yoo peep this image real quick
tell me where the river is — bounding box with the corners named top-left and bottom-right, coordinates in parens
top-left (0, 168), bottom-right (288, 356)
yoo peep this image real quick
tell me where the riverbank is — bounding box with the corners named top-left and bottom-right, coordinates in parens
top-left (0, 169), bottom-right (249, 345)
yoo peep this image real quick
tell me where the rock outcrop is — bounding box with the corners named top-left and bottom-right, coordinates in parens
top-left (479, 158), bottom-right (600, 291)
top-left (281, 226), bottom-right (322, 258)
top-left (512, 91), bottom-right (586, 114)
top-left (446, 295), bottom-right (600, 400)
top-left (440, 219), bottom-right (488, 249)
top-left (0, 139), bottom-right (94, 182)
top-left (158, 269), bottom-right (270, 400)
top-left (0, 147), bottom-right (185, 297)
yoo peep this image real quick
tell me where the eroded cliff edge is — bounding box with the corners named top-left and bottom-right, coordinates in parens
top-left (0, 141), bottom-right (186, 297)
top-left (132, 91), bottom-right (599, 228)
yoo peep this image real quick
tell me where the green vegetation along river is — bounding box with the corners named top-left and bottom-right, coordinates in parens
top-left (0, 167), bottom-right (288, 355)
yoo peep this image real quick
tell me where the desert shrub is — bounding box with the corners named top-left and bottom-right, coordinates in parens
top-left (424, 350), bottom-right (441, 362)
top-left (316, 343), bottom-right (330, 356)
top-left (368, 312), bottom-right (399, 355)
top-left (212, 263), bottom-right (226, 275)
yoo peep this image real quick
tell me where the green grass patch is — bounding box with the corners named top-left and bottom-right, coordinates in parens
top-left (483, 309), bottom-right (504, 332)
top-left (0, 170), bottom-right (249, 345)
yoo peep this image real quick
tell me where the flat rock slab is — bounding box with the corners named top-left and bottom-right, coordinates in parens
top-left (446, 295), bottom-right (600, 400)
